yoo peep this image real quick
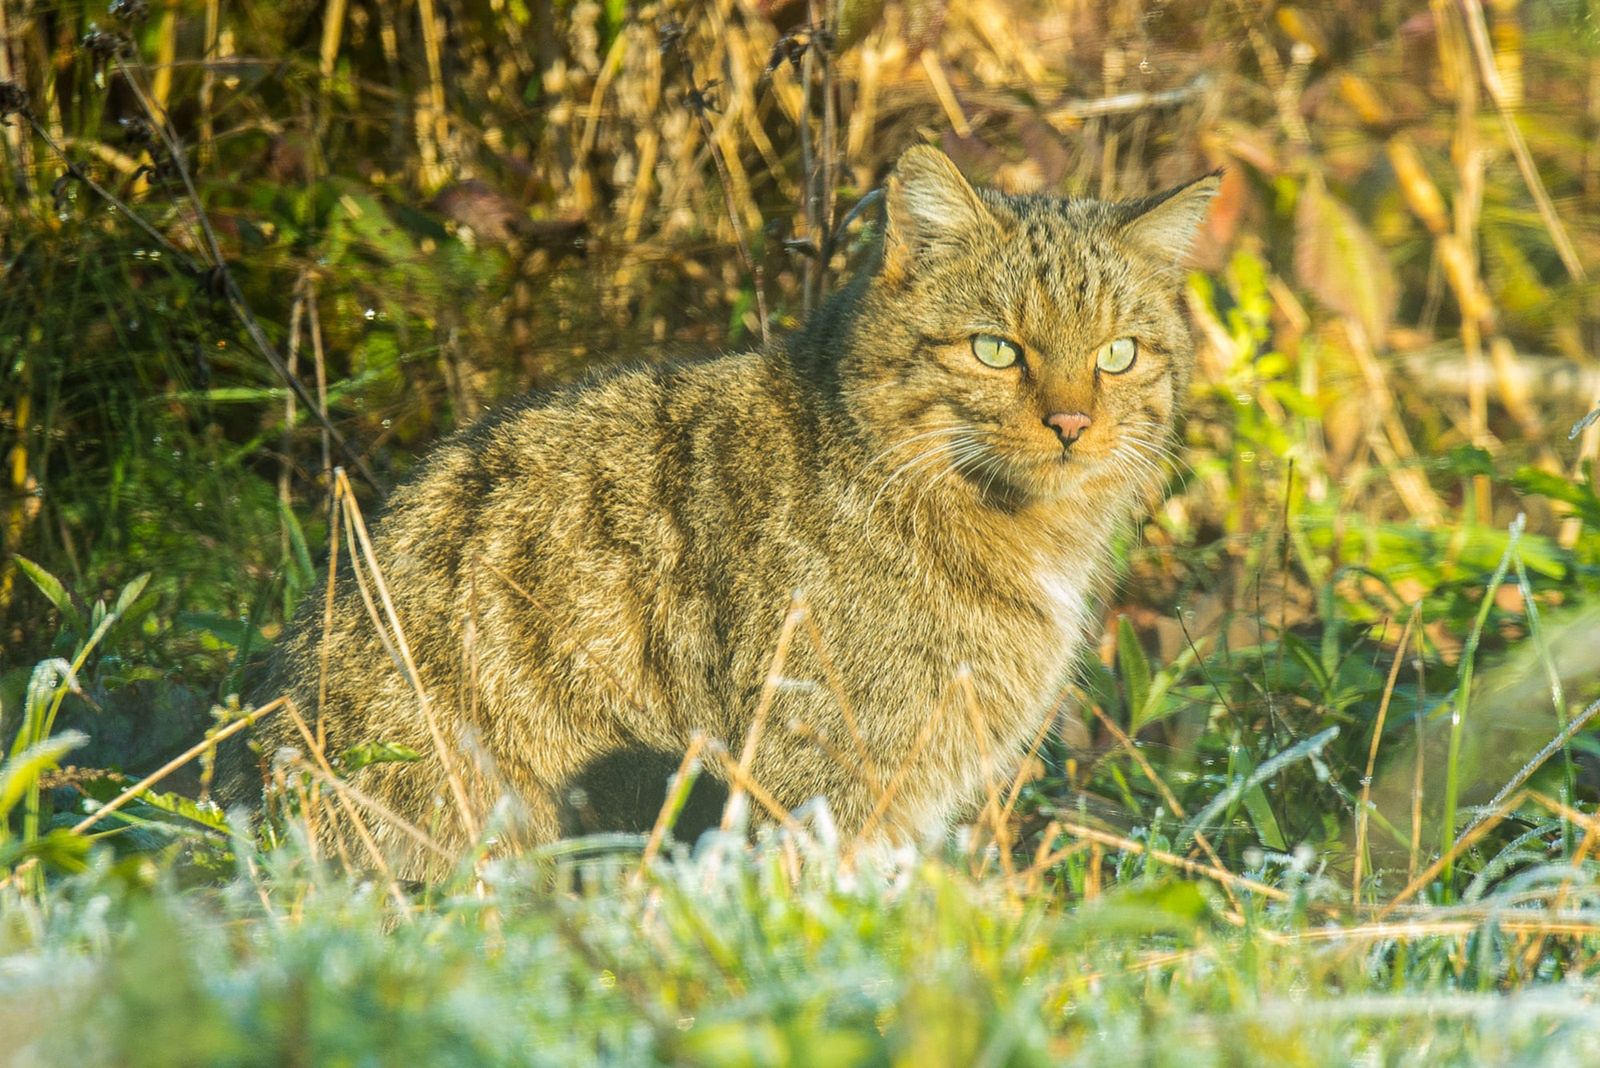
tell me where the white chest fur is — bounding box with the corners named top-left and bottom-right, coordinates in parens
top-left (1035, 563), bottom-right (1091, 645)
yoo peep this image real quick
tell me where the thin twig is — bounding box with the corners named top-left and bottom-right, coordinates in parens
top-left (665, 30), bottom-right (769, 346)
top-left (1457, 0), bottom-right (1587, 282)
top-left (710, 745), bottom-right (806, 837)
top-left (70, 698), bottom-right (286, 835)
top-left (637, 733), bottom-right (709, 875)
top-left (1034, 817), bottom-right (1290, 902)
top-left (1465, 697), bottom-right (1600, 839)
top-left (288, 757), bottom-right (452, 863)
top-left (282, 699), bottom-right (449, 864)
top-left (1353, 605), bottom-right (1421, 906)
top-left (956, 667), bottom-right (1014, 880)
top-left (995, 704), bottom-right (1058, 832)
top-left (725, 595), bottom-right (806, 831)
top-left (1084, 701), bottom-right (1239, 911)
top-left (118, 56), bottom-right (385, 492)
top-left (335, 470), bottom-right (479, 839)
top-left (1375, 790), bottom-right (1528, 920)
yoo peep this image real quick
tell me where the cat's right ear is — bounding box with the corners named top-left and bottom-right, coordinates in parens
top-left (881, 145), bottom-right (993, 285)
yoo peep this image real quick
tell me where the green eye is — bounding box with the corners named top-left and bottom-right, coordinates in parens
top-left (971, 334), bottom-right (1021, 369)
top-left (1096, 336), bottom-right (1138, 374)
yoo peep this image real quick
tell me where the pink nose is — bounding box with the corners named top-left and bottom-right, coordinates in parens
top-left (1046, 411), bottom-right (1092, 446)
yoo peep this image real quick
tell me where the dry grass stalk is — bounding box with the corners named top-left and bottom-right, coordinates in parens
top-left (1342, 321), bottom-right (1443, 523)
top-left (636, 732), bottom-right (710, 875)
top-left (956, 667), bottom-right (1014, 880)
top-left (198, 0), bottom-right (219, 165)
top-left (1037, 818), bottom-right (1290, 903)
top-left (68, 696), bottom-right (287, 836)
top-left (794, 594), bottom-right (883, 796)
top-left (1352, 604), bottom-right (1421, 906)
top-left (853, 678), bottom-right (951, 844)
top-left (662, 25), bottom-right (770, 346)
top-left (334, 469), bottom-right (481, 841)
top-left (918, 50), bottom-right (970, 137)
top-left (993, 705), bottom-right (1058, 834)
top-left (1084, 701), bottom-right (1240, 911)
top-left (281, 700), bottom-right (451, 864)
top-left (1375, 790), bottom-right (1528, 921)
top-left (1440, 0), bottom-right (1493, 524)
top-left (724, 593), bottom-right (806, 831)
top-left (1518, 791), bottom-right (1600, 973)
top-left (149, 0), bottom-right (179, 113)
top-left (281, 700), bottom-right (414, 912)
top-left (710, 744), bottom-right (806, 838)
top-left (1458, 0), bottom-right (1587, 283)
top-left (287, 756), bottom-right (452, 866)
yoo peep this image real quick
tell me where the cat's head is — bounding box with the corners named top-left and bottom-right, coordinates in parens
top-left (841, 144), bottom-right (1218, 511)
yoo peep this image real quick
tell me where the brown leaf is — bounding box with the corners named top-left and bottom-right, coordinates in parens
top-left (902, 0), bottom-right (950, 60)
top-left (1293, 175), bottom-right (1399, 341)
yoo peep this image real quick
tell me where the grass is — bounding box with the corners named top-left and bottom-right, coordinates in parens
top-left (4, 0), bottom-right (1600, 1061)
top-left (12, 800), bottom-right (1600, 1064)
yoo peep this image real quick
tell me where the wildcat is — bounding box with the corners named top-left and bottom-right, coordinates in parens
top-left (247, 145), bottom-right (1217, 876)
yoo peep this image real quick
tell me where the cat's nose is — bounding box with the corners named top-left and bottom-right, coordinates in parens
top-left (1046, 411), bottom-right (1092, 447)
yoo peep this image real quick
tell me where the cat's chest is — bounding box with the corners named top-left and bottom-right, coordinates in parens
top-left (1033, 562), bottom-right (1090, 641)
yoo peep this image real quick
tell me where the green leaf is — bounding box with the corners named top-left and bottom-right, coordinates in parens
top-left (1280, 632), bottom-right (1331, 694)
top-left (340, 741), bottom-right (423, 773)
top-left (88, 788), bottom-right (232, 837)
top-left (0, 828), bottom-right (91, 874)
top-left (175, 612), bottom-right (273, 652)
top-left (13, 556), bottom-right (85, 635)
top-left (1233, 747), bottom-right (1289, 852)
top-left (1116, 617), bottom-right (1151, 728)
top-left (1129, 641), bottom-right (1202, 733)
top-left (1512, 467), bottom-right (1600, 527)
top-left (0, 731), bottom-right (87, 821)
top-left (277, 498), bottom-right (316, 588)
top-left (1180, 726), bottom-right (1340, 850)
top-left (1442, 445), bottom-right (1497, 479)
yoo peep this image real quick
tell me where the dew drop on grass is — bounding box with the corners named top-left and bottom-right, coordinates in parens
top-left (364, 307), bottom-right (377, 321)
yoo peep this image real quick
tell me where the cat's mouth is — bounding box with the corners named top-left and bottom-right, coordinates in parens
top-left (951, 436), bottom-right (1113, 500)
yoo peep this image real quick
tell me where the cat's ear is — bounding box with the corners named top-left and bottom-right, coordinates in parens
top-left (1120, 172), bottom-right (1222, 262)
top-left (881, 145), bottom-right (993, 283)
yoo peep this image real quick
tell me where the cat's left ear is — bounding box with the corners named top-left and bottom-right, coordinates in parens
top-left (881, 145), bottom-right (995, 284)
top-left (1120, 172), bottom-right (1222, 262)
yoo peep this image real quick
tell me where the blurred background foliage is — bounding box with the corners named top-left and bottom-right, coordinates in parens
top-left (2, 0), bottom-right (1600, 890)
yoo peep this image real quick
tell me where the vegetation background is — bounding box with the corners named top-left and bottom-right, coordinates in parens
top-left (4, 0), bottom-right (1600, 1062)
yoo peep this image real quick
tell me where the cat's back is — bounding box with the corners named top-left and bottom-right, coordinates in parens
top-left (384, 348), bottom-right (789, 553)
